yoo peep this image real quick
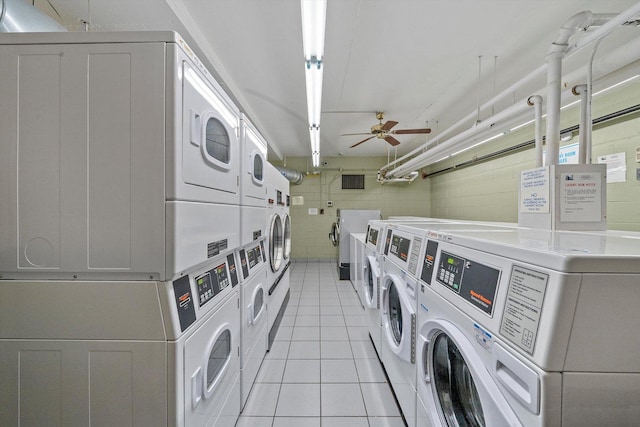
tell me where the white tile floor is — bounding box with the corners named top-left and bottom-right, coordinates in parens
top-left (237, 260), bottom-right (405, 427)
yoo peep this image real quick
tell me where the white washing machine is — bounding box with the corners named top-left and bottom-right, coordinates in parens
top-left (362, 220), bottom-right (389, 354)
top-left (236, 237), bottom-right (269, 409)
top-left (0, 251), bottom-right (242, 427)
top-left (351, 233), bottom-right (367, 307)
top-left (414, 226), bottom-right (640, 427)
top-left (0, 31), bottom-right (241, 282)
top-left (265, 162), bottom-right (291, 348)
top-left (380, 225), bottom-right (427, 427)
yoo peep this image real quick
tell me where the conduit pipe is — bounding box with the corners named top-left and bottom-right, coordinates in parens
top-left (545, 11), bottom-right (616, 166)
top-left (527, 95), bottom-right (544, 167)
top-left (381, 3), bottom-right (640, 177)
top-left (385, 33), bottom-right (640, 179)
top-left (0, 0), bottom-right (66, 32)
top-left (572, 85), bottom-right (589, 164)
top-left (386, 100), bottom-right (533, 178)
top-left (378, 171), bottom-right (419, 184)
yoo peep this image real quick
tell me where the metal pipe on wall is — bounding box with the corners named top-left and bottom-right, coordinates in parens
top-left (527, 95), bottom-right (544, 167)
top-left (572, 84), bottom-right (589, 164)
top-left (381, 3), bottom-right (640, 177)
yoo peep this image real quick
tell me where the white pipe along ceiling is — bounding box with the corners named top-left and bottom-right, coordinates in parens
top-left (381, 3), bottom-right (640, 181)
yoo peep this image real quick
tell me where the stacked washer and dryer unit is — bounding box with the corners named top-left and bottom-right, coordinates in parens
top-left (0, 31), bottom-right (246, 427)
top-left (265, 163), bottom-right (292, 348)
top-left (237, 117), bottom-right (270, 408)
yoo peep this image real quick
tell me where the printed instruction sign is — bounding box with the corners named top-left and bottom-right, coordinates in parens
top-left (559, 172), bottom-right (602, 222)
top-left (598, 152), bottom-right (626, 183)
top-left (520, 167), bottom-right (550, 214)
top-left (500, 265), bottom-right (548, 354)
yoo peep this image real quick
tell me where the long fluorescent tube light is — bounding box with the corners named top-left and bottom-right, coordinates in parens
top-left (310, 127), bottom-right (320, 167)
top-left (301, 0), bottom-right (327, 60)
top-left (305, 61), bottom-right (323, 127)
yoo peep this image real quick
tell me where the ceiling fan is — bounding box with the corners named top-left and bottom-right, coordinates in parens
top-left (342, 111), bottom-right (431, 148)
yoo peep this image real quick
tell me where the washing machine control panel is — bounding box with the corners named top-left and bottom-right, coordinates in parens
top-left (367, 227), bottom-right (379, 246)
top-left (436, 251), bottom-right (501, 316)
top-left (389, 235), bottom-right (411, 262)
top-left (195, 262), bottom-right (230, 307)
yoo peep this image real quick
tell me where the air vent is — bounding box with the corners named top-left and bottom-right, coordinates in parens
top-left (342, 174), bottom-right (365, 190)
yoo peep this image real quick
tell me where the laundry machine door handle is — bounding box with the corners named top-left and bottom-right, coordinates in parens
top-left (190, 110), bottom-right (201, 146)
top-left (191, 367), bottom-right (203, 409)
top-left (421, 336), bottom-right (432, 384)
top-left (247, 303), bottom-right (254, 325)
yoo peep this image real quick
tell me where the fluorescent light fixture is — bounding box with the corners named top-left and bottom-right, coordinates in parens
top-left (184, 68), bottom-right (238, 128)
top-left (310, 126), bottom-right (320, 167)
top-left (301, 0), bottom-right (327, 60)
top-left (305, 61), bottom-right (323, 128)
top-left (301, 0), bottom-right (326, 166)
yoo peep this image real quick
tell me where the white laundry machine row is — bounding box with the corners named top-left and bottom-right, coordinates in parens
top-left (362, 218), bottom-right (465, 355)
top-left (412, 226), bottom-right (640, 427)
top-left (265, 162), bottom-right (292, 349)
top-left (236, 237), bottom-right (269, 409)
top-left (0, 250), bottom-right (242, 427)
top-left (0, 31), bottom-right (241, 282)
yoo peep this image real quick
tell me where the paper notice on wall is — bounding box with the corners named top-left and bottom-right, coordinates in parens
top-left (597, 152), bottom-right (626, 183)
top-left (520, 167), bottom-right (550, 214)
top-left (559, 171), bottom-right (602, 222)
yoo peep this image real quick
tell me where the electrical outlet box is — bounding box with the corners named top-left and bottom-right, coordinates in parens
top-left (636, 168), bottom-right (640, 181)
top-left (326, 201), bottom-right (333, 207)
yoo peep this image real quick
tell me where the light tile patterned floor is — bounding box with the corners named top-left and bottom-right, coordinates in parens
top-left (237, 260), bottom-right (405, 427)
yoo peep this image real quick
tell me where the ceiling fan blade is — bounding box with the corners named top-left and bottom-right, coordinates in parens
top-left (350, 136), bottom-right (376, 148)
top-left (384, 136), bottom-right (401, 146)
top-left (391, 128), bottom-right (432, 135)
top-left (341, 132), bottom-right (372, 136)
top-left (381, 120), bottom-right (399, 131)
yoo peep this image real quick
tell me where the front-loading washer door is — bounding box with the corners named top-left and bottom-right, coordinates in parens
top-left (282, 214), bottom-right (291, 261)
top-left (269, 214), bottom-right (283, 273)
top-left (329, 222), bottom-right (339, 247)
top-left (418, 319), bottom-right (524, 427)
top-left (182, 61), bottom-right (239, 196)
top-left (381, 273), bottom-right (415, 363)
top-left (363, 255), bottom-right (379, 310)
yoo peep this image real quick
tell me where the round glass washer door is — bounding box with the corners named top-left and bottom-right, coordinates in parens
top-left (364, 256), bottom-right (376, 307)
top-left (269, 214), bottom-right (284, 272)
top-left (386, 281), bottom-right (403, 346)
top-left (282, 214), bottom-right (291, 261)
top-left (431, 332), bottom-right (485, 427)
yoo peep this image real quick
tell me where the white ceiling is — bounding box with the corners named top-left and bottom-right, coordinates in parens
top-left (37, 0), bottom-right (640, 161)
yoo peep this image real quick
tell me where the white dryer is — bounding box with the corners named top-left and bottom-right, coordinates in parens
top-left (239, 114), bottom-right (267, 209)
top-left (414, 226), bottom-right (640, 427)
top-left (265, 162), bottom-right (291, 348)
top-left (0, 250), bottom-right (242, 427)
top-left (0, 31), bottom-right (241, 282)
top-left (236, 237), bottom-right (269, 408)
